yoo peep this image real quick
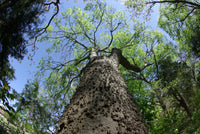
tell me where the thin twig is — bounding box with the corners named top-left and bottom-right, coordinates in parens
top-left (32, 0), bottom-right (60, 49)
top-left (101, 22), bottom-right (122, 51)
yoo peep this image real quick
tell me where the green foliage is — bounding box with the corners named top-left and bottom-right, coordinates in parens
top-left (0, 0), bottom-right (46, 110)
top-left (123, 0), bottom-right (146, 18)
top-left (127, 79), bottom-right (157, 126)
top-left (0, 0), bottom-right (45, 60)
top-left (9, 0), bottom-right (200, 133)
top-left (0, 61), bottom-right (16, 110)
top-left (41, 0), bottom-right (128, 54)
top-left (0, 107), bottom-right (26, 134)
top-left (123, 1), bottom-right (200, 133)
top-left (14, 79), bottom-right (53, 133)
top-left (14, 70), bottom-right (77, 132)
top-left (158, 1), bottom-right (200, 57)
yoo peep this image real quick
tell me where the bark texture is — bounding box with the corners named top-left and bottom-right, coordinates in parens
top-left (56, 49), bottom-right (148, 134)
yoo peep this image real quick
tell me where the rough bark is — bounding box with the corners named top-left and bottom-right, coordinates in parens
top-left (55, 48), bottom-right (148, 134)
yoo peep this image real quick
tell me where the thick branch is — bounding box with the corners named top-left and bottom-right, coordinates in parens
top-left (38, 0), bottom-right (60, 35)
top-left (120, 55), bottom-right (152, 72)
top-left (112, 48), bottom-right (152, 72)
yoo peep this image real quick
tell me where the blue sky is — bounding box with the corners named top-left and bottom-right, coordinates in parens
top-left (9, 0), bottom-right (159, 94)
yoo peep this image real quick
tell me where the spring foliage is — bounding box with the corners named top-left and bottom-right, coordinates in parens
top-left (4, 0), bottom-right (200, 133)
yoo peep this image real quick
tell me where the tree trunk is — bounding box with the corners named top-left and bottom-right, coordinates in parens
top-left (55, 49), bottom-right (148, 134)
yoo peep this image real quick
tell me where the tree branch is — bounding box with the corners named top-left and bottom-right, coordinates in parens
top-left (100, 22), bottom-right (121, 52)
top-left (179, 8), bottom-right (195, 23)
top-left (146, 0), bottom-right (200, 9)
top-left (136, 72), bottom-right (152, 84)
top-left (32, 0), bottom-right (60, 47)
top-left (75, 18), bottom-right (95, 45)
top-left (112, 48), bottom-right (153, 72)
top-left (94, 9), bottom-right (105, 47)
top-left (65, 34), bottom-right (88, 50)
top-left (82, 27), bottom-right (95, 45)
top-left (67, 16), bottom-right (88, 50)
top-left (120, 55), bottom-right (153, 72)
top-left (75, 55), bottom-right (90, 66)
top-left (152, 46), bottom-right (159, 77)
top-left (39, 1), bottom-right (60, 34)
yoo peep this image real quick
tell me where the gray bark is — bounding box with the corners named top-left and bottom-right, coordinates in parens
top-left (55, 48), bottom-right (148, 134)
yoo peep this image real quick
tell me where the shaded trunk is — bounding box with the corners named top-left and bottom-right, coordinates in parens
top-left (56, 49), bottom-right (148, 134)
top-left (172, 90), bottom-right (192, 117)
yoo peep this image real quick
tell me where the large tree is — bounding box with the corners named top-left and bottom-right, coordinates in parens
top-left (55, 48), bottom-right (148, 133)
top-left (37, 1), bottom-right (153, 133)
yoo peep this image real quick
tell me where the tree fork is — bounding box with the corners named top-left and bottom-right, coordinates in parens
top-left (55, 48), bottom-right (148, 134)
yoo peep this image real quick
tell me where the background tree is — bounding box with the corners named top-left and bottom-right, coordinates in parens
top-left (14, 79), bottom-right (54, 133)
top-left (0, 0), bottom-right (60, 110)
top-left (124, 0), bottom-right (200, 56)
top-left (124, 0), bottom-right (200, 133)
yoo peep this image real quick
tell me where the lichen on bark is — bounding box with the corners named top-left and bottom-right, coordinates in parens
top-left (55, 48), bottom-right (148, 134)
